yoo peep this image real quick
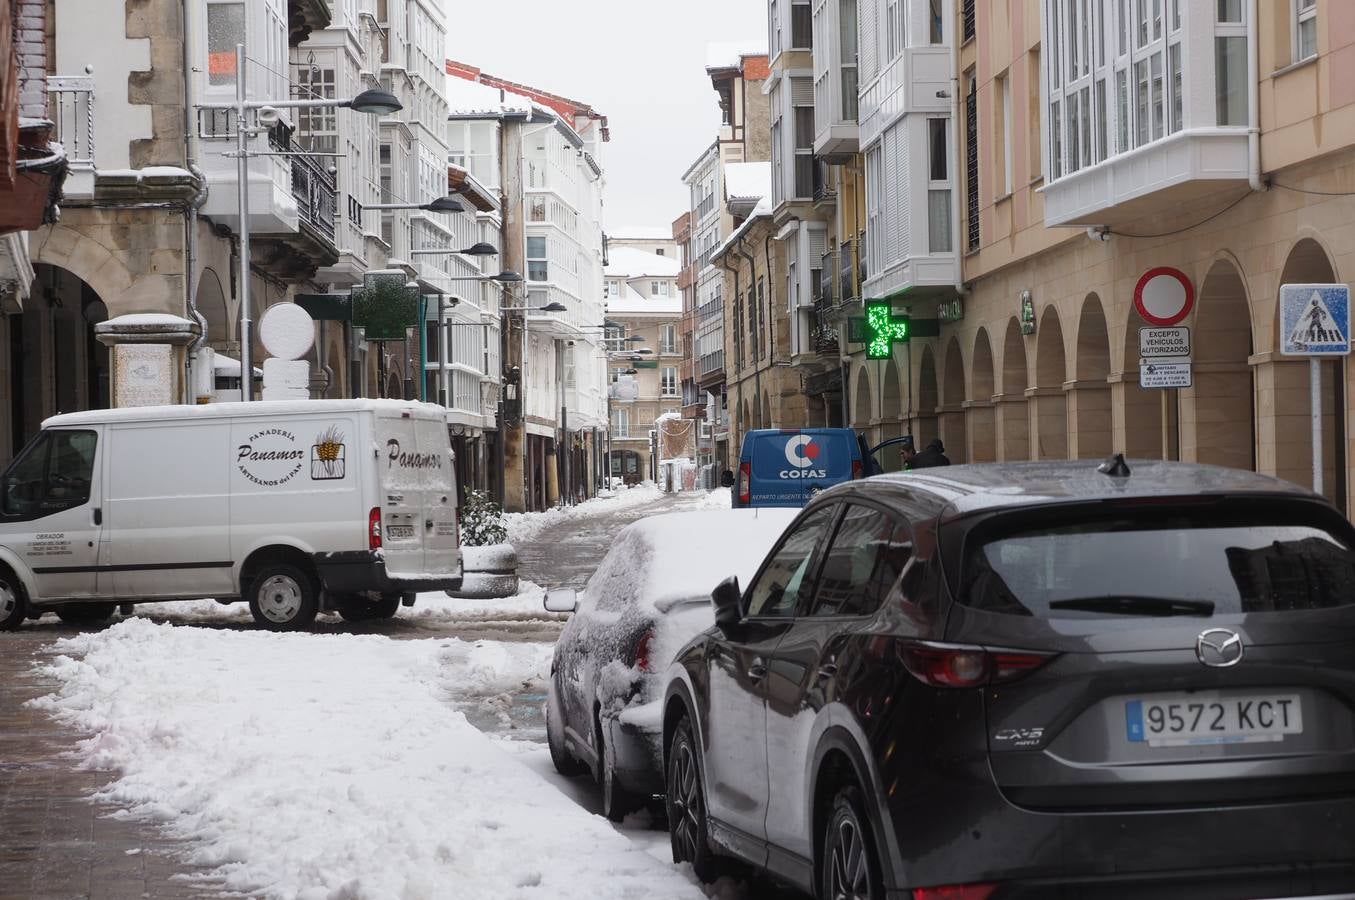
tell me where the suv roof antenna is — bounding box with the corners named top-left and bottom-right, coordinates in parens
top-left (1097, 453), bottom-right (1131, 478)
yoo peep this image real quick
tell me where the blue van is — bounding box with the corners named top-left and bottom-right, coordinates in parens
top-left (732, 428), bottom-right (870, 508)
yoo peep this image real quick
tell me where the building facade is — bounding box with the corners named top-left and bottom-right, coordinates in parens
top-left (604, 235), bottom-right (682, 483)
top-left (446, 63), bottom-right (610, 512)
top-left (677, 46), bottom-right (772, 475)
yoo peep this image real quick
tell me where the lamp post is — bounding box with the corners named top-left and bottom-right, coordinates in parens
top-left (500, 300), bottom-right (567, 507)
top-left (208, 43), bottom-right (401, 401)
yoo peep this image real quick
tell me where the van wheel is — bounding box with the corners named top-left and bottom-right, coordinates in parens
top-left (0, 576), bottom-right (27, 631)
top-left (55, 603), bottom-right (116, 626)
top-left (372, 594), bottom-right (401, 618)
top-left (248, 564), bottom-right (319, 631)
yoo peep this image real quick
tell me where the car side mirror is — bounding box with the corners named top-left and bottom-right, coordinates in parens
top-left (543, 587), bottom-right (579, 614)
top-left (711, 576), bottom-right (742, 631)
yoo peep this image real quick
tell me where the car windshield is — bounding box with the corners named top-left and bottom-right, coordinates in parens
top-left (960, 504), bottom-right (1355, 618)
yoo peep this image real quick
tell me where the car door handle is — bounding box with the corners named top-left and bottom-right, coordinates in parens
top-left (92, 508), bottom-right (102, 526)
top-left (425, 519), bottom-right (434, 529)
top-left (747, 659), bottom-right (768, 681)
top-left (817, 663), bottom-right (838, 679)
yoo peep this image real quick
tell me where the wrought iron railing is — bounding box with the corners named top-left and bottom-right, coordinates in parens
top-left (839, 239), bottom-right (855, 302)
top-left (47, 75), bottom-right (95, 171)
top-left (812, 300), bottom-right (840, 354)
top-left (288, 134), bottom-right (337, 243)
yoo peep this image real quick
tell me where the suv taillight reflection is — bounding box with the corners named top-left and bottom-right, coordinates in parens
top-left (899, 641), bottom-right (1053, 688)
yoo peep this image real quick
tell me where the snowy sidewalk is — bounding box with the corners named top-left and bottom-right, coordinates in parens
top-left (30, 619), bottom-right (709, 900)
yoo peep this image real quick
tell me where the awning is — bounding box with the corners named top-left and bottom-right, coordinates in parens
top-left (213, 354), bottom-right (263, 377)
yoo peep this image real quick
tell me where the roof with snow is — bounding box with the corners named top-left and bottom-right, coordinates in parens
top-left (706, 39), bottom-right (769, 70)
top-left (447, 59), bottom-right (609, 142)
top-left (712, 194), bottom-right (774, 262)
top-left (606, 292), bottom-right (683, 316)
top-left (444, 75), bottom-right (535, 118)
top-left (605, 246), bottom-right (681, 279)
top-left (724, 161), bottom-right (771, 201)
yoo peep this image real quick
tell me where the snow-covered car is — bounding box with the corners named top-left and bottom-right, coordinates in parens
top-left (543, 507), bottom-right (798, 821)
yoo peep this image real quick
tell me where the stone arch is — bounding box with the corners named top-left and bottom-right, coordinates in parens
top-left (878, 359), bottom-right (903, 448)
top-left (1034, 307), bottom-right (1068, 459)
top-left (32, 226), bottom-right (136, 312)
top-left (1000, 318), bottom-right (1030, 460)
top-left (852, 364), bottom-right (873, 432)
top-left (739, 396), bottom-right (751, 434)
top-left (1072, 293), bottom-right (1112, 459)
top-left (197, 268), bottom-right (231, 348)
top-left (969, 328), bottom-right (996, 463)
top-left (916, 344), bottom-right (939, 449)
top-left (760, 389), bottom-right (771, 431)
top-left (941, 336), bottom-right (967, 463)
top-left (1183, 257), bottom-right (1254, 474)
top-left (1269, 238), bottom-right (1344, 509)
top-left (1121, 305), bottom-right (1164, 459)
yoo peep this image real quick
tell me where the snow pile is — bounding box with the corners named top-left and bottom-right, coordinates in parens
top-left (504, 482), bottom-right (663, 544)
top-left (31, 619), bottom-right (707, 900)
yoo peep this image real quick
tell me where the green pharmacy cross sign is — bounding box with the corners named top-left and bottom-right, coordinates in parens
top-left (866, 301), bottom-right (910, 358)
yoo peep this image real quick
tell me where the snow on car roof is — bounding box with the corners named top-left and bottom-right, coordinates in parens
top-left (588, 508), bottom-right (798, 615)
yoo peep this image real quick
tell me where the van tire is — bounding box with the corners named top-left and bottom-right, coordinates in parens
top-left (247, 564), bottom-right (319, 631)
top-left (0, 574), bottom-right (27, 631)
top-left (55, 603), bottom-right (116, 626)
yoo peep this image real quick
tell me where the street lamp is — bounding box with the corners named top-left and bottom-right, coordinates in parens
top-left (204, 43), bottom-right (403, 401)
top-left (409, 244), bottom-right (505, 258)
top-left (362, 196), bottom-right (468, 214)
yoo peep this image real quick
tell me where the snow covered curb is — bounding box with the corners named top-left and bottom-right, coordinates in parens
top-left (504, 483), bottom-right (663, 543)
top-left (29, 619), bottom-right (707, 899)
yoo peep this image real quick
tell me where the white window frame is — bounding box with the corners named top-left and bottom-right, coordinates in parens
top-left (1293, 0), bottom-right (1317, 63)
top-left (661, 367), bottom-right (678, 397)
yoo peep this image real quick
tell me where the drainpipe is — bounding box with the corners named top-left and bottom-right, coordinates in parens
top-left (1246, 0), bottom-right (1265, 193)
top-left (182, 0), bottom-right (210, 403)
top-left (764, 230), bottom-right (779, 363)
top-left (737, 241), bottom-right (762, 426)
top-left (949, 30), bottom-right (969, 299)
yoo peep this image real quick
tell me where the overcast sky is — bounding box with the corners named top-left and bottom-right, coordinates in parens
top-left (447, 0), bottom-right (766, 235)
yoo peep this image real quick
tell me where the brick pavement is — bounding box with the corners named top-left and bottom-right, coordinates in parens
top-left (0, 626), bottom-right (216, 900)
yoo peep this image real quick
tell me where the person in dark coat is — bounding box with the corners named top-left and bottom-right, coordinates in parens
top-left (911, 438), bottom-right (951, 468)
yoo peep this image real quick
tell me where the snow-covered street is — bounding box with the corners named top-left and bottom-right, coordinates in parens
top-left (0, 486), bottom-right (772, 899)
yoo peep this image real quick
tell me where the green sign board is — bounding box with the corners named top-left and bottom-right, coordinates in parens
top-left (866, 301), bottom-right (910, 359)
top-left (294, 293), bottom-right (352, 321)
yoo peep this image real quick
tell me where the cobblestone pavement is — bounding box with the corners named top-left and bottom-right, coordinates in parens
top-left (0, 489), bottom-right (707, 899)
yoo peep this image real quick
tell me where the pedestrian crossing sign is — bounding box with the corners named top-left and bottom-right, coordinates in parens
top-left (1280, 283), bottom-right (1351, 356)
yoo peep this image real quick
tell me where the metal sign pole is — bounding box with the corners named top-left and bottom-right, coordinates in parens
top-left (1312, 358), bottom-right (1324, 496)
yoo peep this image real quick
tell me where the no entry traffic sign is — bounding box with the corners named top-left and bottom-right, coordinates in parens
top-left (1134, 267), bottom-right (1195, 326)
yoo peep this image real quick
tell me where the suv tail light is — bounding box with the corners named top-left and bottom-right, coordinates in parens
top-left (631, 628), bottom-right (656, 673)
top-left (369, 507), bottom-right (383, 552)
top-left (899, 641), bottom-right (1053, 689)
top-left (913, 885), bottom-right (997, 900)
top-left (738, 462), bottom-right (751, 505)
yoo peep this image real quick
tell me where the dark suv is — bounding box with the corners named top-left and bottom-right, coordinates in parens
top-left (660, 459), bottom-right (1355, 900)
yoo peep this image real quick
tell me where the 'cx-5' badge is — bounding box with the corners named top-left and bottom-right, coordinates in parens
top-left (1196, 628), bottom-right (1244, 668)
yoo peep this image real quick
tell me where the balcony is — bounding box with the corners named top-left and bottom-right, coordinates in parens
top-left (812, 300), bottom-right (840, 355)
top-left (1041, 128), bottom-right (1251, 227)
top-left (839, 239), bottom-right (855, 304)
top-left (47, 75), bottom-right (95, 198)
top-left (858, 47), bottom-right (950, 151)
top-left (811, 0), bottom-right (860, 159)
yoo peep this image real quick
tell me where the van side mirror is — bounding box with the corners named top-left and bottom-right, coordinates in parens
top-left (711, 576), bottom-right (742, 631)
top-left (543, 587), bottom-right (579, 614)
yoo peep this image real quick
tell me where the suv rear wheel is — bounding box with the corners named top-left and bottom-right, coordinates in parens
top-left (819, 785), bottom-right (884, 900)
top-left (665, 715), bottom-right (718, 880)
top-left (248, 564), bottom-right (319, 631)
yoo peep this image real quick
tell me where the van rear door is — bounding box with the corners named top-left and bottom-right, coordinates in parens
top-left (749, 429), bottom-right (856, 507)
top-left (376, 409), bottom-right (459, 580)
top-left (376, 411), bottom-right (424, 580)
top-left (413, 414), bottom-right (459, 578)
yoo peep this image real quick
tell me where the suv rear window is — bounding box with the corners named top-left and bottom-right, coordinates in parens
top-left (959, 501), bottom-right (1355, 617)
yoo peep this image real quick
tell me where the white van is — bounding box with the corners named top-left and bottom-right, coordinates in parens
top-left (0, 400), bottom-right (463, 631)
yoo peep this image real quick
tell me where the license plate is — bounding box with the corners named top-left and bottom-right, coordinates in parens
top-left (1126, 692), bottom-right (1302, 747)
top-left (386, 524), bottom-right (415, 539)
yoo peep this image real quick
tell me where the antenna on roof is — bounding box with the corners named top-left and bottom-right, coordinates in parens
top-left (1097, 453), bottom-right (1131, 478)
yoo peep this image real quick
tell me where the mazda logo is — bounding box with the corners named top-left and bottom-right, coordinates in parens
top-left (1196, 628), bottom-right (1244, 668)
